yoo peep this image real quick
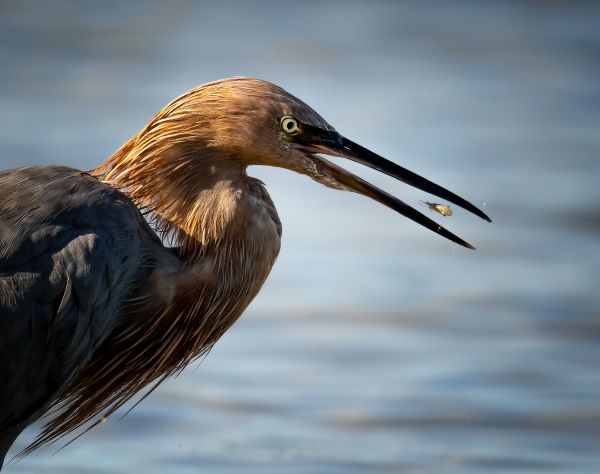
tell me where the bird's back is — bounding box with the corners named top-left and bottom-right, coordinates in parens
top-left (0, 166), bottom-right (158, 463)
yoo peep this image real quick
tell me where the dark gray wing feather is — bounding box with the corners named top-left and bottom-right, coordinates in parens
top-left (0, 166), bottom-right (155, 448)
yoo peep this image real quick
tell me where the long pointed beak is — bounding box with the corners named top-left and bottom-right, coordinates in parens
top-left (338, 137), bottom-right (491, 223)
top-left (295, 128), bottom-right (491, 250)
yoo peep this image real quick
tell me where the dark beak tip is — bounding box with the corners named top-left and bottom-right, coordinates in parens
top-left (471, 207), bottom-right (493, 223)
top-left (479, 211), bottom-right (492, 223)
top-left (454, 238), bottom-right (476, 251)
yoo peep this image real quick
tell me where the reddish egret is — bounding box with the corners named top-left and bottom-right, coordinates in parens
top-left (0, 77), bottom-right (490, 466)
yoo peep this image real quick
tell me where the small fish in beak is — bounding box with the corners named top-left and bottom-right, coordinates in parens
top-left (420, 201), bottom-right (454, 217)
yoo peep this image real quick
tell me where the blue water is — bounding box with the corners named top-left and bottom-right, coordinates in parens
top-left (1, 1), bottom-right (599, 472)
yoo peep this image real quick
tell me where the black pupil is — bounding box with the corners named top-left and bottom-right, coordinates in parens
top-left (286, 121), bottom-right (294, 130)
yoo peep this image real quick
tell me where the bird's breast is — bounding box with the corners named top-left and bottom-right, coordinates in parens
top-left (151, 176), bottom-right (282, 327)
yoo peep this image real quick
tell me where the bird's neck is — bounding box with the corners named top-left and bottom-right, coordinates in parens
top-left (84, 135), bottom-right (282, 392)
top-left (48, 159), bottom-right (281, 442)
top-left (93, 138), bottom-right (255, 258)
top-left (93, 135), bottom-right (283, 332)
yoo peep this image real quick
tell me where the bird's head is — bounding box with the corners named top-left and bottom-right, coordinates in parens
top-left (98, 77), bottom-right (490, 249)
top-left (200, 77), bottom-right (490, 248)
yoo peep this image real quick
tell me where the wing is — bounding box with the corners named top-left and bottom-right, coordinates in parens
top-left (0, 166), bottom-right (156, 440)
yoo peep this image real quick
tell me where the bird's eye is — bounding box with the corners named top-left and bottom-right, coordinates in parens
top-left (280, 116), bottom-right (300, 135)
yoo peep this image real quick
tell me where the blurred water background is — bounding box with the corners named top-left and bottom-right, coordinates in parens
top-left (1, 0), bottom-right (599, 472)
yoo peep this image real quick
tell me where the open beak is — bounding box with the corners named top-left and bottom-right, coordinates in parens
top-left (295, 126), bottom-right (491, 250)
